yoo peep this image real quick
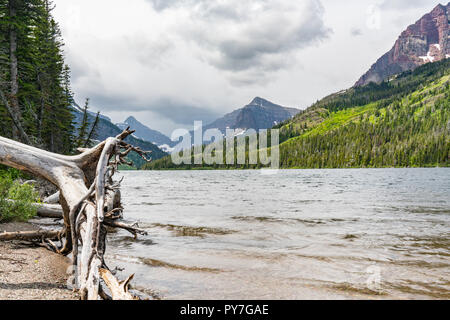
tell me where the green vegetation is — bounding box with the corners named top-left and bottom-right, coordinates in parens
top-left (0, 0), bottom-right (76, 154)
top-left (0, 167), bottom-right (39, 223)
top-left (277, 65), bottom-right (449, 168)
top-left (145, 59), bottom-right (450, 170)
top-left (275, 58), bottom-right (450, 144)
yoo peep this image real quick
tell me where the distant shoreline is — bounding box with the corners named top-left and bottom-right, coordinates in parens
top-left (139, 165), bottom-right (450, 171)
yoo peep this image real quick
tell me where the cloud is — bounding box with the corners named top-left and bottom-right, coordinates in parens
top-left (380, 0), bottom-right (438, 11)
top-left (54, 0), bottom-right (441, 136)
top-left (146, 0), bottom-right (185, 11)
top-left (350, 27), bottom-right (363, 36)
top-left (122, 35), bottom-right (174, 67)
top-left (377, 0), bottom-right (443, 29)
top-left (176, 0), bottom-right (331, 77)
top-left (85, 91), bottom-right (220, 126)
top-left (150, 98), bottom-right (221, 125)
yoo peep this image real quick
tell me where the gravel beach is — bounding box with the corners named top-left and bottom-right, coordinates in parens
top-left (0, 222), bottom-right (78, 300)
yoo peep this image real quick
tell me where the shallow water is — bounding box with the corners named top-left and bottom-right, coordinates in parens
top-left (107, 168), bottom-right (450, 299)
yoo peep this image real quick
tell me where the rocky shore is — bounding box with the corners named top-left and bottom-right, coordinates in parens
top-left (0, 222), bottom-right (78, 300)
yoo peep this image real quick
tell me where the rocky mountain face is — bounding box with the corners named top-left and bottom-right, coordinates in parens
top-left (355, 3), bottom-right (450, 86)
top-left (116, 116), bottom-right (174, 148)
top-left (167, 97), bottom-right (300, 151)
top-left (204, 97), bottom-right (300, 133)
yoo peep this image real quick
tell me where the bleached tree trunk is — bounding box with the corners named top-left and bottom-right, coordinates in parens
top-left (0, 128), bottom-right (150, 300)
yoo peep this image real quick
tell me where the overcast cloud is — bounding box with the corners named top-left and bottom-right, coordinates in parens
top-left (53, 0), bottom-right (442, 135)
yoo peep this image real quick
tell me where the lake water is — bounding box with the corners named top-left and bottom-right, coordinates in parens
top-left (107, 169), bottom-right (450, 299)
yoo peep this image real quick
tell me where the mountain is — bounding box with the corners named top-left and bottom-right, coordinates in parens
top-left (355, 3), bottom-right (450, 86)
top-left (70, 106), bottom-right (168, 168)
top-left (274, 60), bottom-right (449, 168)
top-left (71, 103), bottom-right (112, 127)
top-left (116, 116), bottom-right (174, 150)
top-left (145, 6), bottom-right (450, 171)
top-left (204, 97), bottom-right (300, 133)
top-left (117, 98), bottom-right (298, 153)
top-left (145, 58), bottom-right (450, 170)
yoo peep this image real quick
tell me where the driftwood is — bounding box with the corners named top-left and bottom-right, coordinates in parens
top-left (4, 200), bottom-right (147, 236)
top-left (99, 268), bottom-right (137, 300)
top-left (36, 203), bottom-right (64, 219)
top-left (0, 229), bottom-right (60, 241)
top-left (43, 191), bottom-right (60, 204)
top-left (0, 128), bottom-right (151, 300)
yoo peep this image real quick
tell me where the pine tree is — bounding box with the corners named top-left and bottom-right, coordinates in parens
top-left (84, 111), bottom-right (100, 148)
top-left (75, 98), bottom-right (90, 148)
top-left (0, 0), bottom-right (75, 154)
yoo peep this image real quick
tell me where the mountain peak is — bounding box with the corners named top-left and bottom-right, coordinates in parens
top-left (124, 116), bottom-right (138, 123)
top-left (203, 98), bottom-right (300, 133)
top-left (250, 97), bottom-right (268, 105)
top-left (355, 3), bottom-right (450, 86)
top-left (248, 97), bottom-right (282, 109)
top-left (117, 116), bottom-right (173, 147)
top-left (432, 2), bottom-right (448, 13)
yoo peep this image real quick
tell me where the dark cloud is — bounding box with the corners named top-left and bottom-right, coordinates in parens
top-left (142, 1), bottom-right (332, 86)
top-left (146, 0), bottom-right (185, 11)
top-left (69, 57), bottom-right (101, 84)
top-left (122, 35), bottom-right (174, 66)
top-left (86, 93), bottom-right (220, 126)
top-left (177, 0), bottom-right (332, 82)
top-left (151, 99), bottom-right (221, 125)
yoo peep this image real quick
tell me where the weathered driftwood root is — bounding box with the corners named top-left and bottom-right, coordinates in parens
top-left (36, 203), bottom-right (64, 219)
top-left (103, 220), bottom-right (148, 237)
top-left (99, 268), bottom-right (137, 300)
top-left (3, 202), bottom-right (146, 238)
top-left (0, 128), bottom-right (151, 300)
top-left (0, 229), bottom-right (60, 241)
top-left (43, 191), bottom-right (60, 204)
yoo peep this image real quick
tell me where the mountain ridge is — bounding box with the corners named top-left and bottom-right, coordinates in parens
top-left (116, 116), bottom-right (174, 148)
top-left (355, 2), bottom-right (450, 86)
top-left (144, 52), bottom-right (450, 169)
top-left (70, 106), bottom-right (168, 168)
top-left (203, 97), bottom-right (300, 133)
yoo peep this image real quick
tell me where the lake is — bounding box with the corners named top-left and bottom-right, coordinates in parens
top-left (107, 168), bottom-right (450, 299)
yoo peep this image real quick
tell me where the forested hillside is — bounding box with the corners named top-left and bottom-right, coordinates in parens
top-left (0, 0), bottom-right (74, 154)
top-left (145, 59), bottom-right (450, 170)
top-left (275, 59), bottom-right (449, 168)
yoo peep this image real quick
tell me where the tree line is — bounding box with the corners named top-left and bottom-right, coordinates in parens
top-left (145, 59), bottom-right (450, 170)
top-left (0, 0), bottom-right (96, 154)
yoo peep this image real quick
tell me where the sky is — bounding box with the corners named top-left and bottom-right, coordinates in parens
top-left (53, 0), bottom-right (443, 136)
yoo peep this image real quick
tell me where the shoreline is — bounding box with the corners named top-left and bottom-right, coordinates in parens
top-left (134, 166), bottom-right (450, 171)
top-left (0, 222), bottom-right (78, 300)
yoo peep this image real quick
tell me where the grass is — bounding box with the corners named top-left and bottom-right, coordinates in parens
top-left (302, 103), bottom-right (377, 137)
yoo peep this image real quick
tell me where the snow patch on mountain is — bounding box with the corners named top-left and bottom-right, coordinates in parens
top-left (158, 144), bottom-right (175, 153)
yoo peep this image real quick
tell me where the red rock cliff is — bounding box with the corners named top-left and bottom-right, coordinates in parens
top-left (355, 3), bottom-right (450, 86)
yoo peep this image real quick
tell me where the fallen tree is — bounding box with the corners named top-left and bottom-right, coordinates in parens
top-left (5, 200), bottom-right (63, 219)
top-left (0, 128), bottom-right (150, 300)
